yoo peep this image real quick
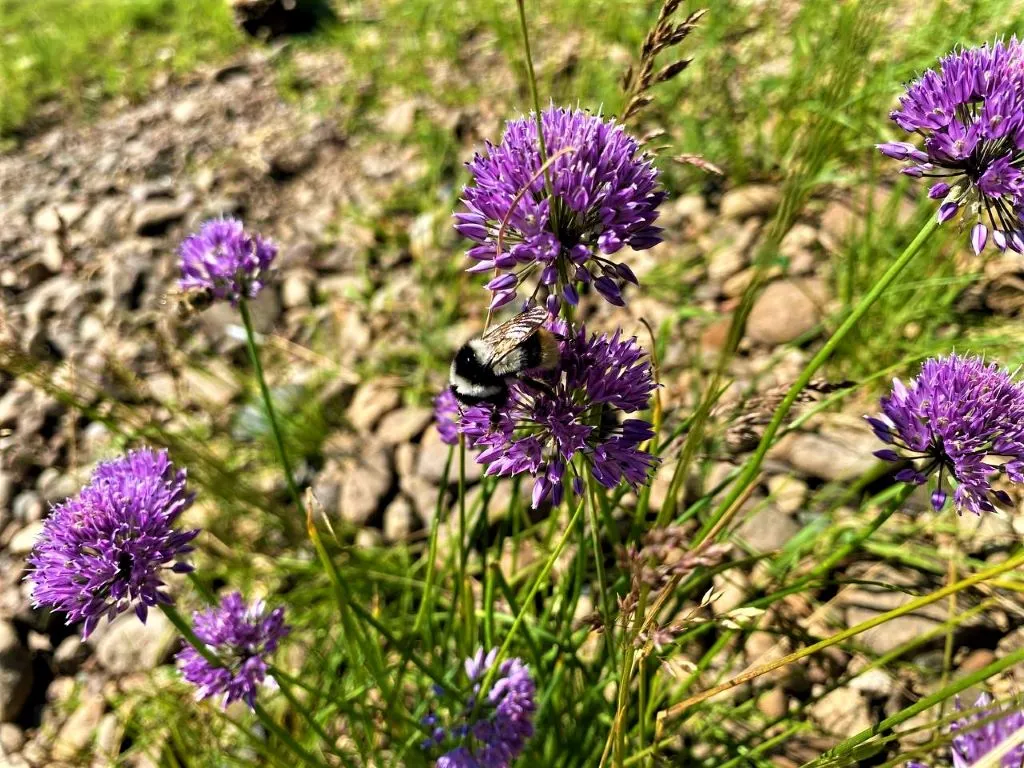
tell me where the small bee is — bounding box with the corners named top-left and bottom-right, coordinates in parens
top-left (160, 289), bottom-right (213, 320)
top-left (449, 306), bottom-right (561, 406)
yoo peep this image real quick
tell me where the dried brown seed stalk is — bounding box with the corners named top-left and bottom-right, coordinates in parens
top-left (722, 378), bottom-right (853, 455)
top-left (621, 5), bottom-right (706, 123)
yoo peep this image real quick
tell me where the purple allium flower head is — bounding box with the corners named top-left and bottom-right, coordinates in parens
top-left (879, 39), bottom-right (1024, 253)
top-left (906, 693), bottom-right (1024, 767)
top-left (27, 449), bottom-right (198, 639)
top-left (458, 323), bottom-right (657, 507)
top-left (868, 354), bottom-right (1024, 515)
top-left (456, 107), bottom-right (664, 310)
top-left (434, 388), bottom-right (463, 446)
top-left (423, 647), bottom-right (536, 768)
top-left (176, 592), bottom-right (290, 711)
top-left (178, 218), bottom-right (277, 304)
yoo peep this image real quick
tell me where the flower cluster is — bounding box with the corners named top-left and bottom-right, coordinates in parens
top-left (27, 449), bottom-right (198, 638)
top-left (868, 354), bottom-right (1024, 515)
top-left (179, 218), bottom-right (278, 304)
top-left (459, 324), bottom-right (657, 507)
top-left (422, 648), bottom-right (536, 768)
top-left (434, 387), bottom-right (463, 446)
top-left (879, 38), bottom-right (1024, 253)
top-left (908, 693), bottom-right (1024, 767)
top-left (176, 592), bottom-right (290, 710)
top-left (456, 106), bottom-right (664, 310)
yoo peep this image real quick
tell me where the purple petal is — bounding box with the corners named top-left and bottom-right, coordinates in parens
top-left (937, 201), bottom-right (959, 223)
top-left (615, 263), bottom-right (639, 286)
top-left (490, 291), bottom-right (517, 310)
top-left (486, 274), bottom-right (518, 291)
top-left (531, 477), bottom-right (550, 509)
top-left (593, 276), bottom-right (624, 306)
top-left (895, 468), bottom-right (926, 484)
top-left (971, 223), bottom-right (988, 255)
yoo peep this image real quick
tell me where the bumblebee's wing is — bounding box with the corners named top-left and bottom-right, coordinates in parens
top-left (481, 306), bottom-right (549, 365)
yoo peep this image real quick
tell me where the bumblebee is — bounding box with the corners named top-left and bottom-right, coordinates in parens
top-left (449, 306), bottom-right (561, 406)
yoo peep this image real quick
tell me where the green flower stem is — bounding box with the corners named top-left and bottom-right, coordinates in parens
top-left (413, 444), bottom-right (453, 638)
top-left (158, 604), bottom-right (326, 768)
top-left (474, 493), bottom-right (586, 711)
top-left (585, 471), bottom-right (617, 666)
top-left (186, 571), bottom-right (216, 605)
top-left (457, 434), bottom-right (474, 653)
top-left (238, 297), bottom-right (305, 529)
top-left (159, 601), bottom-right (220, 667)
top-left (490, 564), bottom-right (545, 671)
top-left (697, 215), bottom-right (941, 545)
top-left (657, 546), bottom-right (1024, 732)
top-left (813, 644), bottom-right (1024, 767)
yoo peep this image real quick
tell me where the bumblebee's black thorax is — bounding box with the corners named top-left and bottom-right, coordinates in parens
top-left (454, 344), bottom-right (503, 386)
top-left (516, 333), bottom-right (544, 371)
top-left (450, 342), bottom-right (510, 406)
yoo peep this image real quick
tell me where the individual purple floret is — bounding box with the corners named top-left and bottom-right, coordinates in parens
top-left (422, 647), bottom-right (536, 768)
top-left (868, 354), bottom-right (1024, 515)
top-left (906, 693), bottom-right (1024, 767)
top-left (878, 38), bottom-right (1024, 253)
top-left (179, 218), bottom-right (278, 304)
top-left (456, 106), bottom-right (664, 310)
top-left (458, 323), bottom-right (657, 507)
top-left (434, 388), bottom-right (463, 447)
top-left (176, 592), bottom-right (290, 711)
top-left (27, 449), bottom-right (198, 639)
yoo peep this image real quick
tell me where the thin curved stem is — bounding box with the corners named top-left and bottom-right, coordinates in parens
top-left (697, 215), bottom-right (941, 544)
top-left (456, 434), bottom-right (473, 651)
top-left (516, 0), bottom-right (552, 198)
top-left (238, 298), bottom-right (305, 531)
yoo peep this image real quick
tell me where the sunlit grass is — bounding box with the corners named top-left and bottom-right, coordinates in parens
top-left (0, 0), bottom-right (240, 139)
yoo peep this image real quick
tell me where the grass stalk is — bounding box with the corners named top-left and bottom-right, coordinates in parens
top-left (698, 215), bottom-right (941, 544)
top-left (515, 0), bottom-right (553, 198)
top-left (811, 645), bottom-right (1024, 767)
top-left (657, 545), bottom-right (1024, 733)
